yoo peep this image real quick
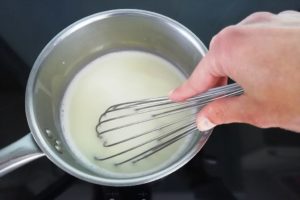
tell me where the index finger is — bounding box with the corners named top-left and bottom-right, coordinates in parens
top-left (169, 50), bottom-right (228, 101)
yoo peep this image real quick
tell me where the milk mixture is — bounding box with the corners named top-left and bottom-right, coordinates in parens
top-left (61, 51), bottom-right (191, 177)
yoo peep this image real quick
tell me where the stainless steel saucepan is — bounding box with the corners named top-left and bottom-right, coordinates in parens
top-left (0, 9), bottom-right (209, 186)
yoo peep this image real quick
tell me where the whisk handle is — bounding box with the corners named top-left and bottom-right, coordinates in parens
top-left (188, 83), bottom-right (244, 103)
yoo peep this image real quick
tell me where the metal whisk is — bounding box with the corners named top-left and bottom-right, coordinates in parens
top-left (95, 83), bottom-right (244, 166)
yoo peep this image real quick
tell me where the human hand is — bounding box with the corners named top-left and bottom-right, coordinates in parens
top-left (169, 11), bottom-right (300, 132)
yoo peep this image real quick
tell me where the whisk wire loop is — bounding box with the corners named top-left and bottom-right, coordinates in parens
top-left (95, 83), bottom-right (244, 165)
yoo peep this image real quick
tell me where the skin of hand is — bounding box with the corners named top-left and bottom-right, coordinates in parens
top-left (169, 11), bottom-right (300, 133)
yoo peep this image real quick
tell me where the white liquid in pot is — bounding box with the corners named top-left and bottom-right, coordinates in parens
top-left (61, 51), bottom-right (192, 177)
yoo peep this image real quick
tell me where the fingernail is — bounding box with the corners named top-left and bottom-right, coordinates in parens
top-left (197, 116), bottom-right (216, 131)
top-left (168, 89), bottom-right (175, 97)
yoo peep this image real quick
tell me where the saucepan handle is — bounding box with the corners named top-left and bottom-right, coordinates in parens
top-left (0, 133), bottom-right (45, 177)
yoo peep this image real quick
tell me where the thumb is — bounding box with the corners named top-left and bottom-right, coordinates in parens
top-left (196, 95), bottom-right (256, 131)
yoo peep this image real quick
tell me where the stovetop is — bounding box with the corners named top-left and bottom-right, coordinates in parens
top-left (1, 1), bottom-right (300, 200)
top-left (0, 19), bottom-right (236, 200)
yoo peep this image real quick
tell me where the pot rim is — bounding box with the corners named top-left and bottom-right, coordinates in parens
top-left (25, 9), bottom-right (209, 186)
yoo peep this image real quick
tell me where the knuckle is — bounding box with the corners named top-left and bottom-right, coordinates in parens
top-left (210, 26), bottom-right (242, 55)
top-left (209, 26), bottom-right (245, 75)
top-left (246, 113), bottom-right (272, 128)
top-left (210, 26), bottom-right (235, 49)
top-left (279, 10), bottom-right (300, 15)
top-left (245, 12), bottom-right (274, 23)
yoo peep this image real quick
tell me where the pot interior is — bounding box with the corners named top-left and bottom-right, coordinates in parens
top-left (27, 10), bottom-right (207, 186)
